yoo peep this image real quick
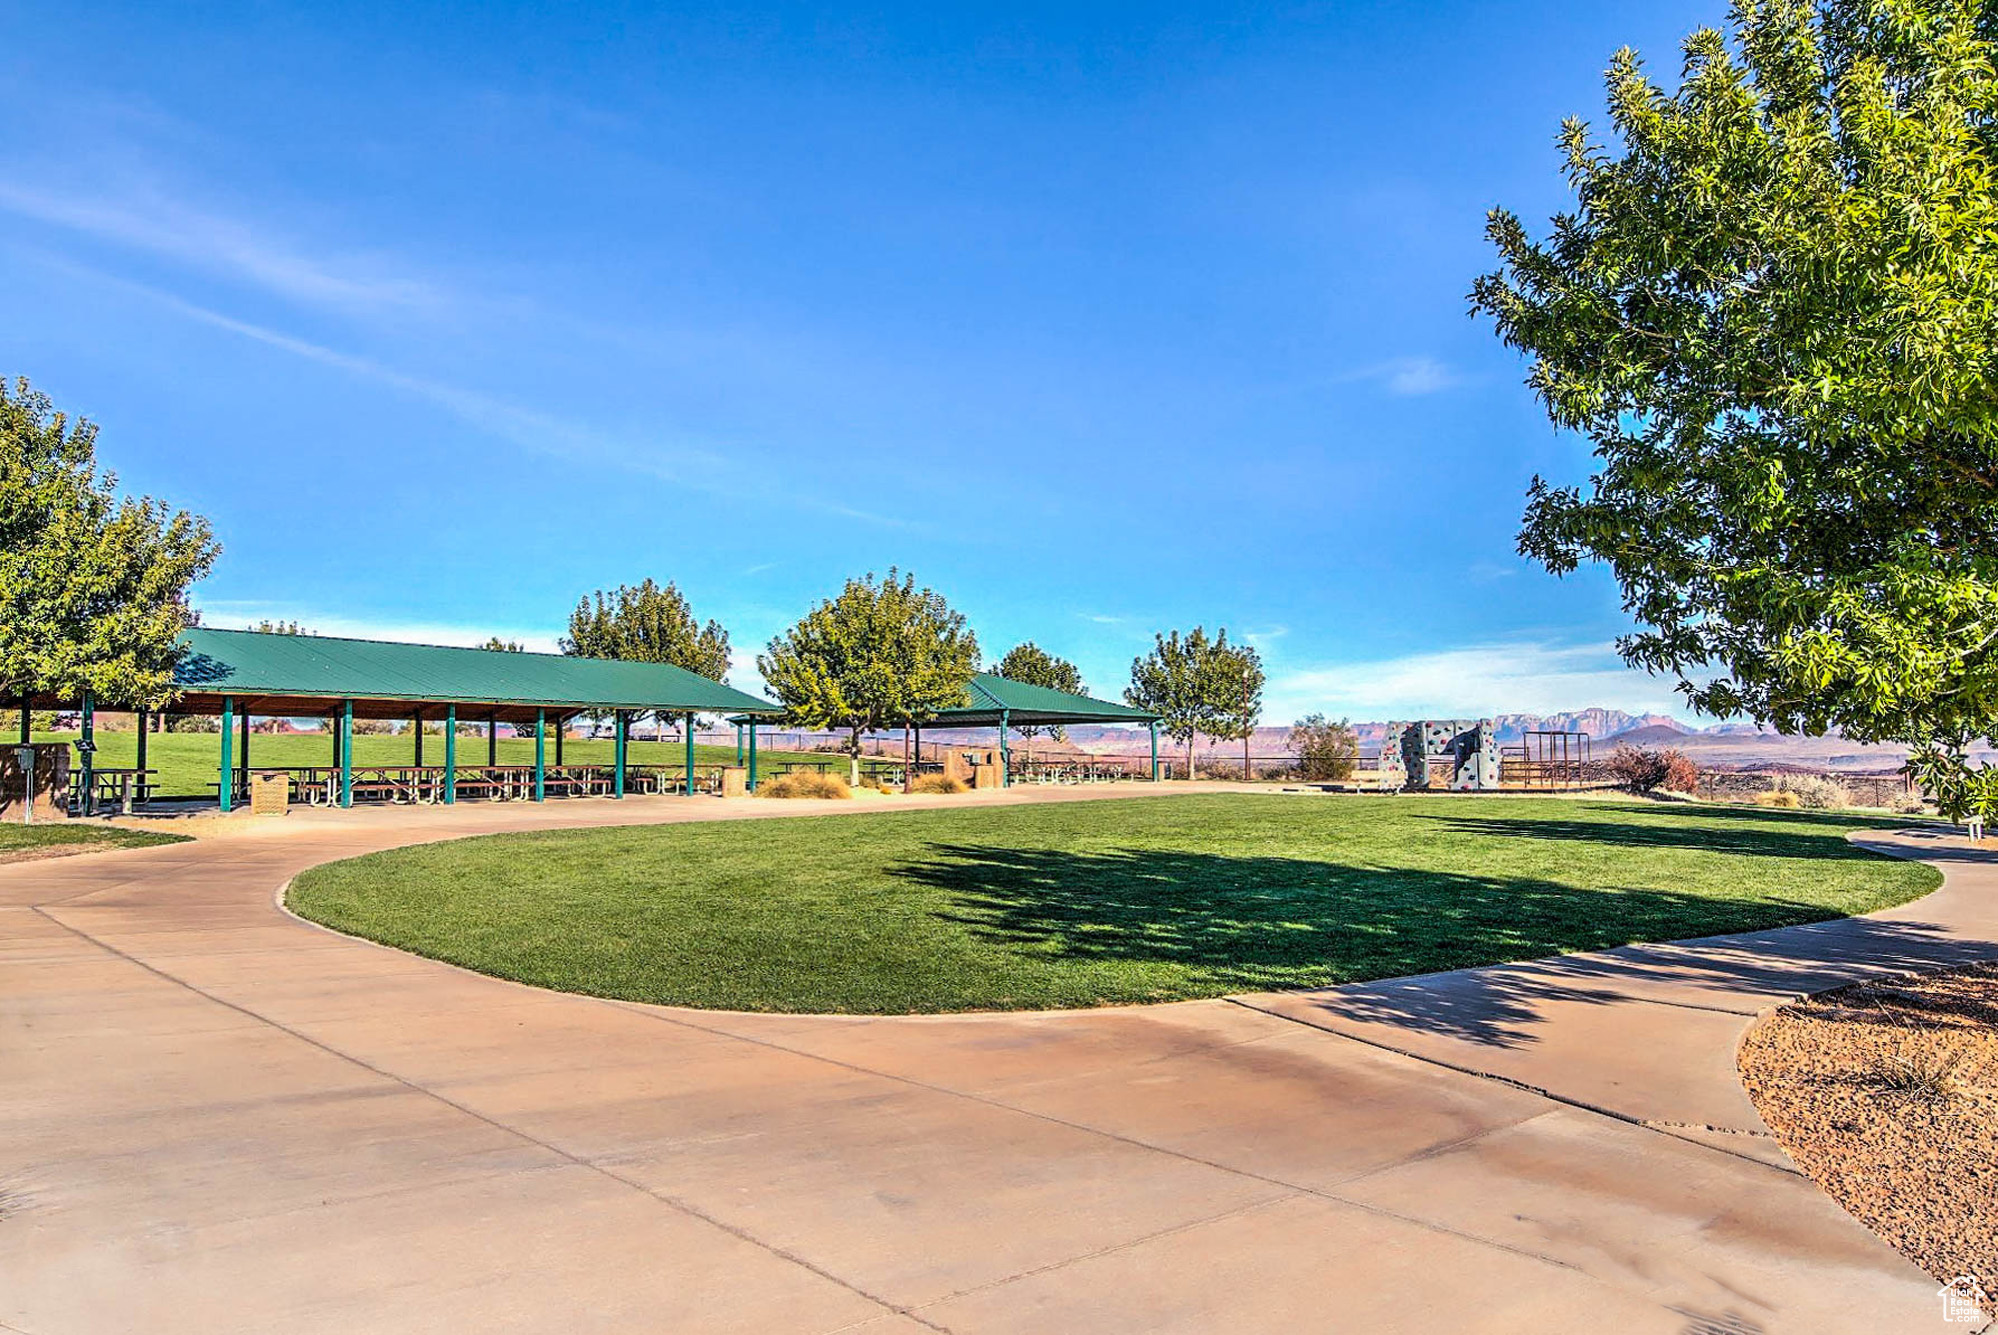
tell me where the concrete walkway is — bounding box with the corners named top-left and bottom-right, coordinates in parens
top-left (4, 792), bottom-right (1992, 1334)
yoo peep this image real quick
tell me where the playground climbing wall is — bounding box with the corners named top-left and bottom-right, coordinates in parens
top-left (1376, 719), bottom-right (1500, 791)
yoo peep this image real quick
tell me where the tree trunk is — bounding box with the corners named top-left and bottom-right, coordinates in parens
top-left (1244, 732), bottom-right (1251, 782)
top-left (1185, 735), bottom-right (1197, 781)
top-left (849, 728), bottom-right (862, 787)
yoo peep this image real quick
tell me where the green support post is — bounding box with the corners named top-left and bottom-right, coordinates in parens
top-left (1150, 722), bottom-right (1160, 781)
top-left (747, 723), bottom-right (758, 791)
top-left (533, 708), bottom-right (545, 801)
top-left (239, 706), bottom-right (251, 794)
top-left (614, 710), bottom-right (627, 798)
top-left (79, 690), bottom-right (97, 815)
top-left (488, 715), bottom-right (497, 766)
top-left (444, 706), bottom-right (457, 804)
top-left (736, 722), bottom-right (744, 765)
top-left (219, 695), bottom-right (235, 813)
top-left (135, 708), bottom-right (149, 802)
top-left (339, 699), bottom-right (353, 807)
top-left (684, 711), bottom-right (696, 795)
top-left (413, 710), bottom-right (424, 769)
top-left (998, 709), bottom-right (1010, 788)
top-left (554, 715), bottom-right (564, 766)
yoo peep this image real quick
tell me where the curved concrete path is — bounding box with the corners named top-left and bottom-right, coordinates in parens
top-left (4, 792), bottom-right (1993, 1334)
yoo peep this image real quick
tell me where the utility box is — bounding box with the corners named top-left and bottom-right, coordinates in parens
top-left (973, 748), bottom-right (1005, 790)
top-left (1, 744), bottom-right (71, 822)
top-left (718, 765), bottom-right (748, 798)
top-left (249, 770), bottom-right (290, 816)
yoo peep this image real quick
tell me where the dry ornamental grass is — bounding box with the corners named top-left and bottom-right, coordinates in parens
top-left (757, 770), bottom-right (852, 799)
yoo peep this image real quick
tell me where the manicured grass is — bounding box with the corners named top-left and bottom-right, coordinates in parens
top-left (25, 730), bottom-right (892, 799)
top-left (0, 822), bottom-right (187, 862)
top-left (287, 795), bottom-right (1942, 1014)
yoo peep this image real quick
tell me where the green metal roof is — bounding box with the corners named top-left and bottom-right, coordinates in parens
top-left (170, 627), bottom-right (782, 720)
top-left (935, 673), bottom-right (1157, 727)
top-left (725, 673), bottom-right (1155, 728)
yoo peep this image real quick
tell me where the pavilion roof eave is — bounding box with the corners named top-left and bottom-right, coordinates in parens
top-left (16, 627), bottom-right (787, 720)
top-left (924, 708), bottom-right (1157, 728)
top-left (723, 673), bottom-right (1158, 730)
top-left (166, 690), bottom-right (786, 723)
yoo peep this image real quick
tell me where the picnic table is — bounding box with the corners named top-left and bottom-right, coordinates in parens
top-left (209, 762), bottom-right (735, 806)
top-left (1016, 757), bottom-right (1142, 784)
top-left (86, 767), bottom-right (157, 815)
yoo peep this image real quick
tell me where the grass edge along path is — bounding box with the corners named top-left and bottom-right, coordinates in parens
top-left (288, 795), bottom-right (1941, 1015)
top-left (0, 822), bottom-right (188, 864)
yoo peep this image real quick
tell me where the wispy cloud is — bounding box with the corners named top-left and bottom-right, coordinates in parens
top-left (1338, 355), bottom-right (1461, 397)
top-left (0, 180), bottom-right (439, 316)
top-left (1265, 640), bottom-right (1692, 722)
top-left (34, 252), bottom-right (925, 530)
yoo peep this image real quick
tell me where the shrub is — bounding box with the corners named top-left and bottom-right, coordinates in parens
top-left (1661, 749), bottom-right (1700, 795)
top-left (1751, 788), bottom-right (1802, 808)
top-left (1605, 745), bottom-right (1671, 792)
top-left (758, 771), bottom-right (852, 799)
top-left (1890, 789), bottom-right (1929, 815)
top-left (1290, 714), bottom-right (1359, 781)
top-left (908, 773), bottom-right (967, 795)
top-left (1771, 773), bottom-right (1851, 810)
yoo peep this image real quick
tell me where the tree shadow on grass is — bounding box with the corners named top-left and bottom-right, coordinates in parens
top-left (888, 841), bottom-right (1978, 1047)
top-left (1411, 811), bottom-right (1904, 859)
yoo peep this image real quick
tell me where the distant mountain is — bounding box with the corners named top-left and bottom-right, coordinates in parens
top-left (1489, 710), bottom-right (1685, 743)
top-left (1603, 722), bottom-right (1697, 747)
top-left (1351, 710), bottom-right (1684, 747)
top-left (936, 708), bottom-right (1986, 774)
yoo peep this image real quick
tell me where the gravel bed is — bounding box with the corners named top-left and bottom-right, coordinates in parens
top-left (1740, 961), bottom-right (1998, 1316)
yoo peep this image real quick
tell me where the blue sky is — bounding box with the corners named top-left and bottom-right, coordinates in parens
top-left (2, 1), bottom-right (1723, 722)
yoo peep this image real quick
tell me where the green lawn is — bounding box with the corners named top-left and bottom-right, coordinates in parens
top-left (287, 795), bottom-right (1940, 1014)
top-left (0, 822), bottom-right (187, 862)
top-left (25, 730), bottom-right (893, 799)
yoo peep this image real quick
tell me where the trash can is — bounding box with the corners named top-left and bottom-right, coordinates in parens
top-left (249, 770), bottom-right (290, 816)
top-left (718, 765), bottom-right (748, 798)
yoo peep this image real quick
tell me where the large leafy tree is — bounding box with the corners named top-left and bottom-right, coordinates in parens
top-left (759, 570), bottom-right (979, 783)
top-left (563, 578), bottom-right (729, 734)
top-left (562, 579), bottom-right (730, 678)
top-left (1473, 0), bottom-right (1998, 816)
top-left (0, 376), bottom-right (216, 711)
top-left (995, 641), bottom-right (1085, 759)
top-left (1127, 627), bottom-right (1259, 778)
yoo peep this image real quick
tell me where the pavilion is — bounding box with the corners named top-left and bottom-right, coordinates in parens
top-left (937, 674), bottom-right (1162, 782)
top-left (733, 673), bottom-right (1162, 784)
top-left (23, 628), bottom-right (784, 811)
